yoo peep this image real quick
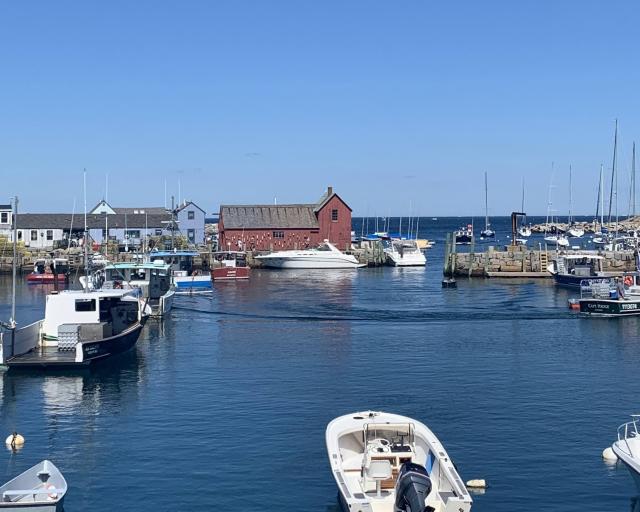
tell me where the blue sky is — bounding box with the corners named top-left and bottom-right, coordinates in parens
top-left (1, 1), bottom-right (639, 217)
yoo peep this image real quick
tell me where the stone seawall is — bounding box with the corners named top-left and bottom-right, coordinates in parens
top-left (449, 246), bottom-right (637, 277)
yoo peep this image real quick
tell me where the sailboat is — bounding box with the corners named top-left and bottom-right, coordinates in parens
top-left (517, 178), bottom-right (532, 237)
top-left (567, 165), bottom-right (585, 238)
top-left (480, 171), bottom-right (495, 239)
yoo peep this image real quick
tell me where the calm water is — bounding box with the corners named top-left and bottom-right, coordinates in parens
top-left (1, 217), bottom-right (639, 511)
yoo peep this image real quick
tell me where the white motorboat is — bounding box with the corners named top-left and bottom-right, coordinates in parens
top-left (326, 411), bottom-right (472, 512)
top-left (544, 234), bottom-right (569, 247)
top-left (0, 460), bottom-right (67, 511)
top-left (384, 240), bottom-right (426, 267)
top-left (613, 415), bottom-right (640, 492)
top-left (255, 240), bottom-right (363, 269)
top-left (568, 226), bottom-right (585, 238)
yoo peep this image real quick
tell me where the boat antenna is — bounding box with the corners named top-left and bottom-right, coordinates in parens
top-left (83, 169), bottom-right (89, 292)
top-left (10, 196), bottom-right (18, 328)
top-left (608, 119), bottom-right (618, 225)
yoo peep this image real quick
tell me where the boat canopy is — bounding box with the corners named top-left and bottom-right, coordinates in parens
top-left (105, 261), bottom-right (171, 271)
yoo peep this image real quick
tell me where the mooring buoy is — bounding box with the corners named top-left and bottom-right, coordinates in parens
top-left (466, 479), bottom-right (487, 489)
top-left (5, 432), bottom-right (25, 449)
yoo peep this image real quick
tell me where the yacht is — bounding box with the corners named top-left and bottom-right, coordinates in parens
top-left (326, 411), bottom-right (472, 512)
top-left (0, 289), bottom-right (148, 369)
top-left (255, 240), bottom-right (363, 269)
top-left (517, 225), bottom-right (532, 238)
top-left (86, 260), bottom-right (175, 317)
top-left (544, 234), bottom-right (569, 247)
top-left (547, 254), bottom-right (605, 288)
top-left (384, 239), bottom-right (426, 267)
top-left (613, 415), bottom-right (640, 492)
top-left (568, 226), bottom-right (585, 238)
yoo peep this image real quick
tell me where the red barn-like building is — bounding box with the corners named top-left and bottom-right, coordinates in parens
top-left (219, 187), bottom-right (352, 252)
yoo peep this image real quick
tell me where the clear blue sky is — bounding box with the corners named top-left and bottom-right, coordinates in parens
top-left (2, 1), bottom-right (639, 217)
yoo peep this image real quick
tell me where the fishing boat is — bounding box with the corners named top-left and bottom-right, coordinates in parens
top-left (384, 239), bottom-right (426, 267)
top-left (0, 288), bottom-right (148, 368)
top-left (0, 460), bottom-right (67, 511)
top-left (326, 411), bottom-right (472, 512)
top-left (255, 240), bottom-right (363, 269)
top-left (86, 261), bottom-right (175, 317)
top-left (149, 250), bottom-right (212, 290)
top-left (211, 251), bottom-right (250, 281)
top-left (547, 254), bottom-right (605, 288)
top-left (26, 258), bottom-right (69, 284)
top-left (480, 172), bottom-right (495, 239)
top-left (455, 225), bottom-right (473, 245)
top-left (612, 415), bottom-right (640, 492)
top-left (577, 278), bottom-right (640, 317)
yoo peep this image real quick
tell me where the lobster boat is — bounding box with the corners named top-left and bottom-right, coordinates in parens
top-left (211, 251), bottom-right (250, 281)
top-left (26, 259), bottom-right (69, 284)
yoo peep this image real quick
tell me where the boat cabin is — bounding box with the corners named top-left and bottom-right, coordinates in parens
top-left (41, 290), bottom-right (140, 342)
top-left (149, 250), bottom-right (200, 276)
top-left (554, 254), bottom-right (604, 277)
top-left (101, 261), bottom-right (172, 300)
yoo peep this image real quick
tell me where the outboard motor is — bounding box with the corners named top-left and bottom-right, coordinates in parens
top-left (394, 462), bottom-right (433, 512)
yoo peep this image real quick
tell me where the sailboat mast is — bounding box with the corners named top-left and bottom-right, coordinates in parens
top-left (608, 119), bottom-right (618, 224)
top-left (632, 142), bottom-right (636, 218)
top-left (600, 164), bottom-right (604, 228)
top-left (569, 165), bottom-right (573, 224)
top-left (83, 169), bottom-right (89, 293)
top-left (484, 171), bottom-right (489, 230)
top-left (11, 196), bottom-right (18, 327)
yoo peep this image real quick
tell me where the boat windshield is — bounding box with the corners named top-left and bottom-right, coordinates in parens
top-left (316, 244), bottom-right (332, 251)
top-left (364, 422), bottom-right (415, 447)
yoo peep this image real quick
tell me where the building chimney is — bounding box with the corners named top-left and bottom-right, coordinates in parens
top-left (327, 186), bottom-right (333, 196)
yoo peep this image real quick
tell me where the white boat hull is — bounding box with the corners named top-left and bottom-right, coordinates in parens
top-left (386, 252), bottom-right (426, 267)
top-left (258, 256), bottom-right (361, 269)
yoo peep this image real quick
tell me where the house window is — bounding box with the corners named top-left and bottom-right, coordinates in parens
top-left (188, 211), bottom-right (195, 220)
top-left (125, 230), bottom-right (141, 239)
top-left (0, 212), bottom-right (7, 224)
top-left (273, 231), bottom-right (285, 239)
top-left (75, 299), bottom-right (96, 312)
top-left (155, 229), bottom-right (162, 236)
top-left (188, 229), bottom-right (195, 242)
top-left (17, 230), bottom-right (22, 240)
top-left (46, 230), bottom-right (53, 241)
top-left (331, 209), bottom-right (338, 221)
top-left (31, 230), bottom-right (38, 241)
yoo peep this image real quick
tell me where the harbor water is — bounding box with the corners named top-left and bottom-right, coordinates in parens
top-left (1, 217), bottom-right (639, 511)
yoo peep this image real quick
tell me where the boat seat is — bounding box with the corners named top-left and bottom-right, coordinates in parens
top-left (366, 460), bottom-right (392, 498)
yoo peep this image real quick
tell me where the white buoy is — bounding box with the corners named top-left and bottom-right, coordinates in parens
top-left (466, 479), bottom-right (487, 489)
top-left (5, 432), bottom-right (25, 449)
top-left (602, 447), bottom-right (618, 461)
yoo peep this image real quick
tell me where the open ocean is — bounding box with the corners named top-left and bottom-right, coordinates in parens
top-left (1, 216), bottom-right (639, 511)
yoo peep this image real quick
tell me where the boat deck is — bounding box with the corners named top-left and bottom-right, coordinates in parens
top-left (7, 347), bottom-right (81, 368)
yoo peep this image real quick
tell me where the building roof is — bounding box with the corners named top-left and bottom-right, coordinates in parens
top-left (15, 213), bottom-right (172, 230)
top-left (220, 205), bottom-right (320, 229)
top-left (176, 201), bottom-right (206, 214)
top-left (114, 207), bottom-right (168, 215)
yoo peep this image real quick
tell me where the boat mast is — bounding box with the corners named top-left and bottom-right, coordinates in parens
top-left (608, 119), bottom-right (618, 225)
top-left (484, 171), bottom-right (489, 230)
top-left (83, 170), bottom-right (89, 292)
top-left (600, 164), bottom-right (604, 229)
top-left (10, 196), bottom-right (18, 328)
top-left (632, 142), bottom-right (636, 218)
top-left (568, 165), bottom-right (573, 225)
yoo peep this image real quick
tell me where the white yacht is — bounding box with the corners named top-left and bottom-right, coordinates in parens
top-left (326, 411), bottom-right (472, 512)
top-left (517, 225), bottom-right (532, 238)
top-left (544, 234), bottom-right (569, 247)
top-left (384, 240), bottom-right (426, 267)
top-left (613, 415), bottom-right (640, 492)
top-left (255, 240), bottom-right (363, 269)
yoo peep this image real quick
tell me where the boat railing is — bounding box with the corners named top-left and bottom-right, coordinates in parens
top-left (580, 278), bottom-right (614, 299)
top-left (617, 416), bottom-right (640, 456)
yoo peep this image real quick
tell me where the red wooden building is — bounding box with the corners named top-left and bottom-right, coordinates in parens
top-left (219, 187), bottom-right (352, 252)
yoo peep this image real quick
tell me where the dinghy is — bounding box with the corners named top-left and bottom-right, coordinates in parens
top-left (326, 411), bottom-right (472, 512)
top-left (0, 460), bottom-right (67, 511)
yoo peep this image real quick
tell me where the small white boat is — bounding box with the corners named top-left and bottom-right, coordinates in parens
top-left (0, 460), bottom-right (67, 511)
top-left (255, 240), bottom-right (363, 269)
top-left (568, 227), bottom-right (585, 238)
top-left (326, 411), bottom-right (472, 512)
top-left (517, 226), bottom-right (532, 238)
top-left (613, 415), bottom-right (640, 492)
top-left (544, 234), bottom-right (569, 247)
top-left (384, 240), bottom-right (426, 267)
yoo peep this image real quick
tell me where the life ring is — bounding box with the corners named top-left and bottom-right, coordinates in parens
top-left (624, 275), bottom-right (633, 287)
